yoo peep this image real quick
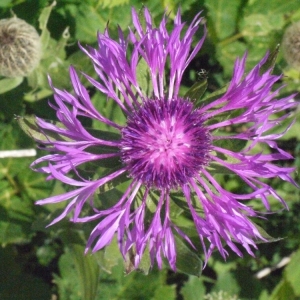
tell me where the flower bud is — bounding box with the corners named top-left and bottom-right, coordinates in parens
top-left (0, 16), bottom-right (41, 77)
top-left (282, 21), bottom-right (300, 70)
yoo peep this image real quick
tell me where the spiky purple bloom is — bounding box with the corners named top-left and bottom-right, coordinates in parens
top-left (31, 8), bottom-right (297, 271)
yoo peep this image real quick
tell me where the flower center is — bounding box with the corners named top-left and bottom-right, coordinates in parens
top-left (121, 98), bottom-right (211, 189)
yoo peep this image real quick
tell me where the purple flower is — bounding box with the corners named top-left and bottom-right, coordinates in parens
top-left (31, 8), bottom-right (297, 271)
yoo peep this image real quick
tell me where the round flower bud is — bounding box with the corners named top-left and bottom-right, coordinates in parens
top-left (282, 21), bottom-right (300, 70)
top-left (0, 16), bottom-right (41, 77)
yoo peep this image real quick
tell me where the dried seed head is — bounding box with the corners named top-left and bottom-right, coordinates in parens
top-left (0, 16), bottom-right (41, 77)
top-left (282, 21), bottom-right (300, 70)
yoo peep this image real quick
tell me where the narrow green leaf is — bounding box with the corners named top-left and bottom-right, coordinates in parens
top-left (184, 77), bottom-right (208, 106)
top-left (99, 171), bottom-right (130, 193)
top-left (170, 193), bottom-right (191, 215)
top-left (17, 116), bottom-right (120, 145)
top-left (38, 1), bottom-right (56, 53)
top-left (136, 58), bottom-right (154, 98)
top-left (23, 88), bottom-right (53, 102)
top-left (175, 235), bottom-right (203, 276)
top-left (200, 84), bottom-right (228, 107)
top-left (213, 138), bottom-right (247, 152)
top-left (88, 128), bottom-right (121, 141)
top-left (253, 223), bottom-right (283, 243)
top-left (259, 44), bottom-right (280, 75)
top-left (0, 77), bottom-right (23, 94)
top-left (207, 162), bottom-right (237, 176)
top-left (16, 115), bottom-right (69, 142)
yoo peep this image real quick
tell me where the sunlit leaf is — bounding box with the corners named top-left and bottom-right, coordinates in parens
top-left (269, 279), bottom-right (295, 300)
top-left (17, 115), bottom-right (66, 142)
top-left (180, 276), bottom-right (205, 300)
top-left (204, 0), bottom-right (241, 40)
top-left (38, 1), bottom-right (56, 53)
top-left (0, 77), bottom-right (23, 94)
top-left (285, 248), bottom-right (300, 296)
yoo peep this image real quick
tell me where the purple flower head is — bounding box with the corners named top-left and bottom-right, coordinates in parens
top-left (31, 8), bottom-right (298, 272)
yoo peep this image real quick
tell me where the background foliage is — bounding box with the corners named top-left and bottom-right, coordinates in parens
top-left (0, 0), bottom-right (300, 299)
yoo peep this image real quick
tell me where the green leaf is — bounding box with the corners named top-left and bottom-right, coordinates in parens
top-left (94, 237), bottom-right (122, 273)
top-left (184, 77), bottom-right (208, 106)
top-left (91, 92), bottom-right (126, 131)
top-left (53, 248), bottom-right (82, 300)
top-left (151, 284), bottom-right (176, 300)
top-left (100, 0), bottom-right (129, 9)
top-left (260, 44), bottom-right (280, 75)
top-left (23, 88), bottom-right (53, 102)
top-left (216, 41), bottom-right (247, 76)
top-left (74, 3), bottom-right (132, 44)
top-left (241, 14), bottom-right (282, 38)
top-left (0, 196), bottom-right (34, 245)
top-left (88, 128), bottom-right (121, 141)
top-left (205, 0), bottom-right (241, 40)
top-left (200, 84), bottom-right (228, 107)
top-left (136, 58), bottom-right (154, 98)
top-left (97, 255), bottom-right (172, 299)
top-left (38, 1), bottom-right (56, 53)
top-left (24, 1), bottom-right (72, 93)
top-left (259, 290), bottom-right (271, 300)
top-left (269, 279), bottom-right (295, 300)
top-left (19, 164), bottom-right (55, 201)
top-left (181, 276), bottom-right (206, 300)
top-left (17, 115), bottom-right (69, 142)
top-left (70, 244), bottom-right (100, 300)
top-left (0, 77), bottom-right (23, 94)
top-left (0, 0), bottom-right (12, 7)
top-left (207, 162), bottom-right (237, 176)
top-left (213, 270), bottom-right (240, 296)
top-left (213, 138), bottom-right (247, 152)
top-left (0, 123), bottom-right (52, 245)
top-left (99, 171), bottom-right (130, 193)
top-left (123, 243), bottom-right (151, 275)
top-left (175, 235), bottom-right (203, 276)
top-left (17, 115), bottom-right (120, 145)
top-left (244, 0), bottom-right (300, 18)
top-left (254, 223), bottom-right (283, 243)
top-left (285, 248), bottom-right (300, 296)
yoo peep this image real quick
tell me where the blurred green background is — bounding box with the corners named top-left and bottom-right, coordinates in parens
top-left (0, 0), bottom-right (300, 299)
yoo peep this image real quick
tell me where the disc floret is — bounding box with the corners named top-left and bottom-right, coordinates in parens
top-left (121, 98), bottom-right (211, 189)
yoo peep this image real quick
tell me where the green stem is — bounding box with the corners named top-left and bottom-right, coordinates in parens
top-left (219, 32), bottom-right (245, 47)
